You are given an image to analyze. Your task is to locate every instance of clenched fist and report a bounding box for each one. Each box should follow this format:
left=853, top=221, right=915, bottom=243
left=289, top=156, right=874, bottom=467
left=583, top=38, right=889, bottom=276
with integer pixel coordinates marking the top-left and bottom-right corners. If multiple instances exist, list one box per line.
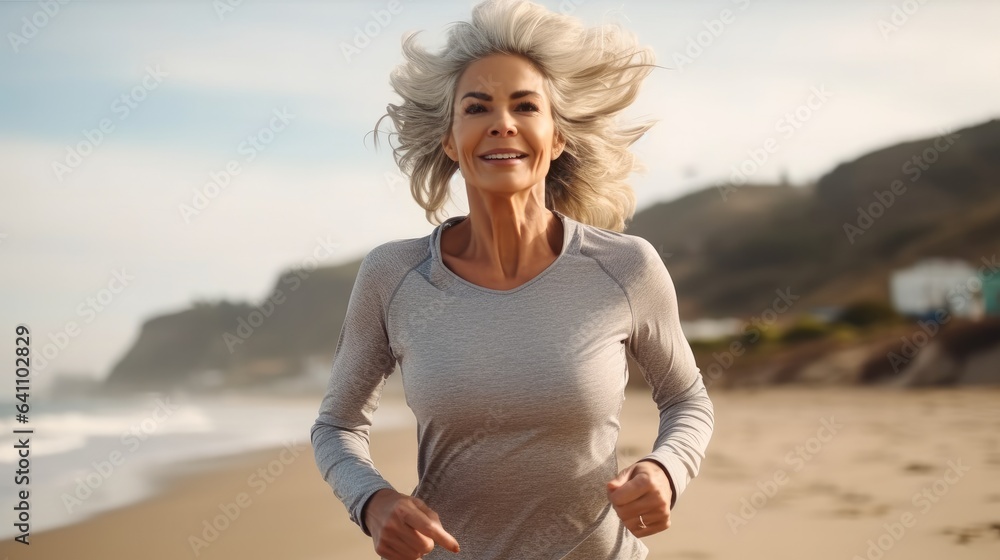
left=364, top=488, right=461, bottom=559
left=606, top=460, right=674, bottom=537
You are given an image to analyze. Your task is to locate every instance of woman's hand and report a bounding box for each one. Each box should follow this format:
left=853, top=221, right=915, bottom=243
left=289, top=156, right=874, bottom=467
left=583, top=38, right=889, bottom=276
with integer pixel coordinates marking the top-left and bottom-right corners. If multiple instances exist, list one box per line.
left=606, top=460, right=674, bottom=537
left=364, top=488, right=461, bottom=559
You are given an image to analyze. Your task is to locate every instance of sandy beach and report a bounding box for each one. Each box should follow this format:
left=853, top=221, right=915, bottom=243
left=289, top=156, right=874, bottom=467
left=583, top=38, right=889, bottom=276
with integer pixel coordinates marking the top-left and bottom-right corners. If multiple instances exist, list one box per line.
left=4, top=387, right=999, bottom=560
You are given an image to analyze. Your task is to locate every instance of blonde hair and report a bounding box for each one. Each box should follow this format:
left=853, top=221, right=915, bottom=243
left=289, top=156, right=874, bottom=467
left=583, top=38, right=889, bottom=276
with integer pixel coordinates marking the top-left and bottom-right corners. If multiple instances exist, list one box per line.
left=372, top=0, right=659, bottom=232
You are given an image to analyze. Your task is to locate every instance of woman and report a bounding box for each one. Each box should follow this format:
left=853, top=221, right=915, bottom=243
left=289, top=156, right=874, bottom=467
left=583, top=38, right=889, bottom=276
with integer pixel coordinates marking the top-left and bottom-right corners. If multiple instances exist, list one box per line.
left=311, top=1, right=715, bottom=558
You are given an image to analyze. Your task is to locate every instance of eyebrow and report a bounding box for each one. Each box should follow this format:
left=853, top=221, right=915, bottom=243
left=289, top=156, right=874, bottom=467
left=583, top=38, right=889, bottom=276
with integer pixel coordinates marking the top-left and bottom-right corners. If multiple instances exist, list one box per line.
left=460, top=90, right=539, bottom=102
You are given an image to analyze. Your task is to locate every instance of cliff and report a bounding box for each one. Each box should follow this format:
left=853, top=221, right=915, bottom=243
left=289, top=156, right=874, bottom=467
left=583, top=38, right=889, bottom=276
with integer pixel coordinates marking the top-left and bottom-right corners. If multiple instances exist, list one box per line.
left=105, top=119, right=1000, bottom=391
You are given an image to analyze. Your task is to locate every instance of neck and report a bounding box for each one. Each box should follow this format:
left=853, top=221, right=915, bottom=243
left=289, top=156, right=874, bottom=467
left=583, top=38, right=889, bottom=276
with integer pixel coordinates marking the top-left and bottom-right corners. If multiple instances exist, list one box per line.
left=451, top=187, right=562, bottom=281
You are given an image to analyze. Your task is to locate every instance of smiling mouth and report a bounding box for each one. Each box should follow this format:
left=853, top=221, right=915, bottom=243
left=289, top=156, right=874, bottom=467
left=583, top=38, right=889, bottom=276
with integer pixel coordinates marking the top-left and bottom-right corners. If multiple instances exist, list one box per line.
left=479, top=154, right=528, bottom=160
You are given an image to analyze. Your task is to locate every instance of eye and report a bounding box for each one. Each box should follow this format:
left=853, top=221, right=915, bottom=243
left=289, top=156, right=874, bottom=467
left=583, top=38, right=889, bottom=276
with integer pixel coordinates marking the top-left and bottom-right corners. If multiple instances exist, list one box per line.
left=463, top=101, right=540, bottom=114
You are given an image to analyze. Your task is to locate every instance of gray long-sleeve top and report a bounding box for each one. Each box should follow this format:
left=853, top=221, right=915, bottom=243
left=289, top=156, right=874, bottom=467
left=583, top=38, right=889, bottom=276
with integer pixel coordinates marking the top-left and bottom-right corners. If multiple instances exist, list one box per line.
left=311, top=210, right=715, bottom=559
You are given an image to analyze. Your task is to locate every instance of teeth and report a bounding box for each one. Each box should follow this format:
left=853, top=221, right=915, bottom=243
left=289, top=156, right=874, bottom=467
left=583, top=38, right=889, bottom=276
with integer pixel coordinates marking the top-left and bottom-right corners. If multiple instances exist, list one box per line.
left=482, top=153, right=524, bottom=160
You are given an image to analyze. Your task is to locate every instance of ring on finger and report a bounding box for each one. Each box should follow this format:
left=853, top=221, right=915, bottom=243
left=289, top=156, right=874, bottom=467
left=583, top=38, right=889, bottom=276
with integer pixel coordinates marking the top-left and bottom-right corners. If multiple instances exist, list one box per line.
left=638, top=514, right=647, bottom=529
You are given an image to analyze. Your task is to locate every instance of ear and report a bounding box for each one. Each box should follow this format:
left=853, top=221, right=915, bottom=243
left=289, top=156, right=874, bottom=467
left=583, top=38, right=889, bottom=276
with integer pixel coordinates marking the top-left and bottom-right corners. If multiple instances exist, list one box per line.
left=441, top=131, right=458, bottom=163
left=552, top=129, right=566, bottom=160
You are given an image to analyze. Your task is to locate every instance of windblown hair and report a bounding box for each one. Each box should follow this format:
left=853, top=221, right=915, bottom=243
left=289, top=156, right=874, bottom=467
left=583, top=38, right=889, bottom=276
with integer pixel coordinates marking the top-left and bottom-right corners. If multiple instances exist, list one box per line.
left=372, top=0, right=659, bottom=231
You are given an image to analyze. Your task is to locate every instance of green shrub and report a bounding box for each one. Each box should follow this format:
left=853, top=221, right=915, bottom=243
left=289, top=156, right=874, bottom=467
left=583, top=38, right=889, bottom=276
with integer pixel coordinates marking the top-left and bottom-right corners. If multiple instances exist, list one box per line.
left=835, top=300, right=899, bottom=328
left=780, top=316, right=831, bottom=343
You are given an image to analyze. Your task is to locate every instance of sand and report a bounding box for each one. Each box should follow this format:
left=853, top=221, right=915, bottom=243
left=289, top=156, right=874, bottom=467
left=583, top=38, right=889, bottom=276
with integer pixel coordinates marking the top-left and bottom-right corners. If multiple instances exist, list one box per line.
left=3, top=387, right=999, bottom=559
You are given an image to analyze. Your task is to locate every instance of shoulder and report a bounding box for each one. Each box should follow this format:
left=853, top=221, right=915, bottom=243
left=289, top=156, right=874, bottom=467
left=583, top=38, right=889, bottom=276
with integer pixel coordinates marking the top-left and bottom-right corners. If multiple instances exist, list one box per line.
left=576, top=221, right=665, bottom=285
left=363, top=235, right=430, bottom=271
left=355, top=234, right=432, bottom=296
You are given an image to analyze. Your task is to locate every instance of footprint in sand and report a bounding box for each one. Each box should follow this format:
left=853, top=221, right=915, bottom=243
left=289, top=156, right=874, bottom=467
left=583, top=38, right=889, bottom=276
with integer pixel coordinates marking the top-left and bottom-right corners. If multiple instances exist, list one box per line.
left=903, top=462, right=935, bottom=474
left=830, top=503, right=891, bottom=518
left=820, top=488, right=892, bottom=518
left=940, top=522, right=1000, bottom=545
left=839, top=491, right=872, bottom=504
left=701, top=453, right=749, bottom=481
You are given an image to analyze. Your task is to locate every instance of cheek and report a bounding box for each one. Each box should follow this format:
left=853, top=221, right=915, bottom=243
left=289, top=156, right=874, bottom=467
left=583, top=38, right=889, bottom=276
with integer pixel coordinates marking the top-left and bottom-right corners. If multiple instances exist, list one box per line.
left=455, top=129, right=480, bottom=152
left=539, top=126, right=557, bottom=151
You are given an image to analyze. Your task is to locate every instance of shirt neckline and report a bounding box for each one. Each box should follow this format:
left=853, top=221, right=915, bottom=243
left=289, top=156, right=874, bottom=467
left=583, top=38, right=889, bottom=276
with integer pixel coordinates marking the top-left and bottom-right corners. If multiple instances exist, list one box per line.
left=432, top=210, right=576, bottom=295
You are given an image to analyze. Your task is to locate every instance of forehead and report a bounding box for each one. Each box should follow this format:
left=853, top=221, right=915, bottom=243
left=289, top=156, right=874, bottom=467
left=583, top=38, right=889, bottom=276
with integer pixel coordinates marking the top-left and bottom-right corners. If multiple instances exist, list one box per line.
left=456, top=53, right=547, bottom=95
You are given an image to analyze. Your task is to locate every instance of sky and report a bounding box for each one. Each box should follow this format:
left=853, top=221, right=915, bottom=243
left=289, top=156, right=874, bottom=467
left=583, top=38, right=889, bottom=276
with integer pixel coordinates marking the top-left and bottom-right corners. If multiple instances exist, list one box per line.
left=1, top=0, right=998, bottom=383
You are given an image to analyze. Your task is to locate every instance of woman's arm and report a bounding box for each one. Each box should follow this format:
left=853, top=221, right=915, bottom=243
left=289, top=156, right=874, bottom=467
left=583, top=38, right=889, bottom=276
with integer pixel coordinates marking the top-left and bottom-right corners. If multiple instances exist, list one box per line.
left=624, top=237, right=715, bottom=509
left=311, top=248, right=399, bottom=536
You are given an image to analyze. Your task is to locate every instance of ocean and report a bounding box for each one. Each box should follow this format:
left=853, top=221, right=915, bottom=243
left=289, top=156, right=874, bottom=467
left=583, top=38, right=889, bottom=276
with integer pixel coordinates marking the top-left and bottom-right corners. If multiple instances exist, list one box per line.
left=0, top=390, right=413, bottom=539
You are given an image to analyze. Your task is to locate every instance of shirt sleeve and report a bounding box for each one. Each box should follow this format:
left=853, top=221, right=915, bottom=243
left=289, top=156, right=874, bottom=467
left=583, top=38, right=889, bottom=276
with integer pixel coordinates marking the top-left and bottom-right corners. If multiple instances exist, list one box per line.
left=624, top=238, right=715, bottom=509
left=310, top=248, right=399, bottom=536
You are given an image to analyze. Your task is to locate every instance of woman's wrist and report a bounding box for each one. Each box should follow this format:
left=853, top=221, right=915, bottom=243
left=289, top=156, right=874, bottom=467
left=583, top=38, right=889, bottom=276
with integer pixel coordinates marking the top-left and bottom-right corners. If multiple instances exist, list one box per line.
left=362, top=488, right=399, bottom=534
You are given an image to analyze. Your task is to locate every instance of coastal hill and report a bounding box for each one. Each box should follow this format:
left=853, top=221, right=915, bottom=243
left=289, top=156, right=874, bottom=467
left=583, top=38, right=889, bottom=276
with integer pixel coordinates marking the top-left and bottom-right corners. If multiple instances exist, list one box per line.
left=629, top=118, right=1000, bottom=318
left=104, top=119, right=1000, bottom=391
left=105, top=262, right=361, bottom=390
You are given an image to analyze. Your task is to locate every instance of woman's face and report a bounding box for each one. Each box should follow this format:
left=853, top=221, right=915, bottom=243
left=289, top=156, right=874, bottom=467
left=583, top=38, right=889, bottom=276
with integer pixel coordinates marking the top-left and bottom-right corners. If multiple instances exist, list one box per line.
left=442, top=53, right=565, bottom=197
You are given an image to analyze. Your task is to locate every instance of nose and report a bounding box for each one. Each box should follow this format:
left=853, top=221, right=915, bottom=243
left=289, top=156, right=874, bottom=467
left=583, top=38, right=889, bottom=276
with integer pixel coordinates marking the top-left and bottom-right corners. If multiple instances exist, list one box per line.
left=490, top=111, right=517, bottom=137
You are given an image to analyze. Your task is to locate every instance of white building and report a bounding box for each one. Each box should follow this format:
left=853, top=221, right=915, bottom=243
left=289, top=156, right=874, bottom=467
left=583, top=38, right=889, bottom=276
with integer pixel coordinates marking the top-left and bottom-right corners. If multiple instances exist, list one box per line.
left=681, top=318, right=744, bottom=341
left=889, top=258, right=983, bottom=319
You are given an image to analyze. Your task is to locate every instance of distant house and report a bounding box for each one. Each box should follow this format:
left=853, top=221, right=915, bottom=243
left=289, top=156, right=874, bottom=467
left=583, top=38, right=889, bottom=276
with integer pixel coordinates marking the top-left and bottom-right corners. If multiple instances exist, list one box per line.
left=889, top=258, right=983, bottom=319
left=982, top=269, right=1000, bottom=317
left=681, top=318, right=743, bottom=341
